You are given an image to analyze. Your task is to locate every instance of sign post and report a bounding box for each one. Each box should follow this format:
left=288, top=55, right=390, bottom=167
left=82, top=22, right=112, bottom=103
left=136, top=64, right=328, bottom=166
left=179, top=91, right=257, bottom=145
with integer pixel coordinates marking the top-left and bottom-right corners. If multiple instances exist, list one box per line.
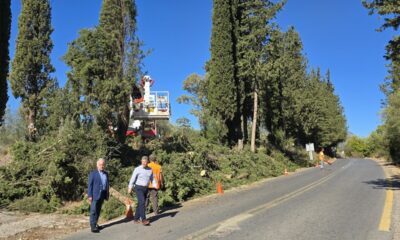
left=306, top=143, right=315, bottom=167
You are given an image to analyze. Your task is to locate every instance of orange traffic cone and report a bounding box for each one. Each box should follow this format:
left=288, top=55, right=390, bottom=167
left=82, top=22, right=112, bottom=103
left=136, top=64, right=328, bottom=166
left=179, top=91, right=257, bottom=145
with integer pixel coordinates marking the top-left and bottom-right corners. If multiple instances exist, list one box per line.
left=284, top=168, right=289, bottom=176
left=216, top=181, right=224, bottom=194
left=125, top=198, right=134, bottom=218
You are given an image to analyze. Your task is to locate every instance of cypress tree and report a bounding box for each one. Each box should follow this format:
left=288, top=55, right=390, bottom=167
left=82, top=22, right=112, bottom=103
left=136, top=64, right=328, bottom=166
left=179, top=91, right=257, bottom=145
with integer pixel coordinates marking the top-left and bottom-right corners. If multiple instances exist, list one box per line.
left=207, top=0, right=241, bottom=146
left=64, top=0, right=142, bottom=143
left=0, top=0, right=11, bottom=126
left=9, top=0, right=55, bottom=140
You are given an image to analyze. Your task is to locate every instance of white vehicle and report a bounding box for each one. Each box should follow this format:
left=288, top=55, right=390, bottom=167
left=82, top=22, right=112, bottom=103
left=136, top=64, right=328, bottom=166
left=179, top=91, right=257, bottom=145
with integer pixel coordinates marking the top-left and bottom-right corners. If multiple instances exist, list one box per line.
left=126, top=75, right=170, bottom=138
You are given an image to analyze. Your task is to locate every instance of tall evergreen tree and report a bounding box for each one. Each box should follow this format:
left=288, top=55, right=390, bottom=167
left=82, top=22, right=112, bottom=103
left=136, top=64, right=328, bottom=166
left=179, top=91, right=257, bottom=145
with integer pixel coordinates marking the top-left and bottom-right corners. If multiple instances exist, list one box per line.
left=64, top=0, right=143, bottom=143
left=207, top=0, right=242, bottom=146
left=262, top=27, right=307, bottom=147
left=363, top=0, right=400, bottom=161
left=299, top=68, right=347, bottom=149
left=0, top=0, right=11, bottom=126
left=238, top=0, right=285, bottom=152
left=363, top=0, right=400, bottom=62
left=9, top=0, right=55, bottom=140
left=363, top=0, right=400, bottom=93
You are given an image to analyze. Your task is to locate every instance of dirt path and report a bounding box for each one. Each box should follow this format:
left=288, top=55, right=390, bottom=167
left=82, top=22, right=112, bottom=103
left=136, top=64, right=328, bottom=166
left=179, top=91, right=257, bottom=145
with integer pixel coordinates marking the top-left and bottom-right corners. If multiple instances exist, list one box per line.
left=0, top=211, right=87, bottom=240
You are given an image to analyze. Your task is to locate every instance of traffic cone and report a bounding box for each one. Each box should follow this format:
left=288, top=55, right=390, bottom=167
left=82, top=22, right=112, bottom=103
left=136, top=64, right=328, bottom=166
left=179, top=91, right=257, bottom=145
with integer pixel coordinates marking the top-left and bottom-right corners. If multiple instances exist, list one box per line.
left=125, top=198, right=134, bottom=218
left=216, top=181, right=224, bottom=194
left=284, top=168, right=289, bottom=176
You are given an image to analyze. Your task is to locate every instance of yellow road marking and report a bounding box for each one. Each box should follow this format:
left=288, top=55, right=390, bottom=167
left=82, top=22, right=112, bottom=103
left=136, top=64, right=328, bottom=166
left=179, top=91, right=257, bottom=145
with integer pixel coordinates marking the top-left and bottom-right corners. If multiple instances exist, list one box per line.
left=180, top=162, right=349, bottom=240
left=379, top=178, right=393, bottom=232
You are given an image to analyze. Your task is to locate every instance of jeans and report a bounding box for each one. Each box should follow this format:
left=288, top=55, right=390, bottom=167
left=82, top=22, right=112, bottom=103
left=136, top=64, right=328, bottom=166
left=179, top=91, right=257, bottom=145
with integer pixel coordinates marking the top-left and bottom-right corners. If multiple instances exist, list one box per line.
left=90, top=190, right=106, bottom=228
left=134, top=185, right=148, bottom=221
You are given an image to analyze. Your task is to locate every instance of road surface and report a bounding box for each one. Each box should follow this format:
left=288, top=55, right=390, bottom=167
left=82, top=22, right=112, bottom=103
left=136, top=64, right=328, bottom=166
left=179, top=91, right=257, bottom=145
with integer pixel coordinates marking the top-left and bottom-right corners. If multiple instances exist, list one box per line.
left=65, top=158, right=395, bottom=240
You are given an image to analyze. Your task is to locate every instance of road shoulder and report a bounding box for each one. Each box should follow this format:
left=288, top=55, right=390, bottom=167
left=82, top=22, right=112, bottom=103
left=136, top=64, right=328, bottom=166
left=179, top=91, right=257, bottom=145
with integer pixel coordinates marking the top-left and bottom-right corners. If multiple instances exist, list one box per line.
left=371, top=158, right=400, bottom=240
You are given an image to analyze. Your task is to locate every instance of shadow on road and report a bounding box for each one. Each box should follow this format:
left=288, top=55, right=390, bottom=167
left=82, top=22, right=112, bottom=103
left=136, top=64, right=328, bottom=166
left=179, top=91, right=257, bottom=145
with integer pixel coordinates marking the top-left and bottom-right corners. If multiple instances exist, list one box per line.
left=158, top=203, right=182, bottom=213
left=101, top=217, right=133, bottom=229
left=364, top=175, right=400, bottom=190
left=148, top=211, right=179, bottom=223
left=100, top=204, right=181, bottom=229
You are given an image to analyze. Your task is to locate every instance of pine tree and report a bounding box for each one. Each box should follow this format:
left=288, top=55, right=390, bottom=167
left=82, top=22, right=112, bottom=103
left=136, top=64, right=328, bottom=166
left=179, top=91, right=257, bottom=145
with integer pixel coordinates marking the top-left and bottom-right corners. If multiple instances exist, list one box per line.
left=64, top=0, right=143, bottom=143
left=0, top=0, right=11, bottom=126
left=363, top=0, right=400, bottom=60
left=9, top=0, right=55, bottom=140
left=363, top=0, right=400, bottom=92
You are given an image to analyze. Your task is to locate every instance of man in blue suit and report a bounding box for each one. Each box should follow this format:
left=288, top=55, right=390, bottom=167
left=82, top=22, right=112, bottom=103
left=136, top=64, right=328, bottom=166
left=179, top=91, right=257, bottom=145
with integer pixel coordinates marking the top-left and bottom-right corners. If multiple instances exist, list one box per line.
left=88, top=158, right=109, bottom=233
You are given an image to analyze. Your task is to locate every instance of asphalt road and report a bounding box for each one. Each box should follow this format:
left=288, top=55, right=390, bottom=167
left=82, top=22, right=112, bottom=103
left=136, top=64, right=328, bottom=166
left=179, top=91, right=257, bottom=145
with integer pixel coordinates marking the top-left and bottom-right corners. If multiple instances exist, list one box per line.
left=65, top=158, right=393, bottom=240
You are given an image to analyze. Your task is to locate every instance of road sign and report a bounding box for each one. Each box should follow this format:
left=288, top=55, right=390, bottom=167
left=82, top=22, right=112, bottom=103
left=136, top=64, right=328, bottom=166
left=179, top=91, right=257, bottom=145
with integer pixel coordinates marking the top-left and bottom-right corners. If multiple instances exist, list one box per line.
left=306, top=143, right=315, bottom=165
left=306, top=143, right=314, bottom=152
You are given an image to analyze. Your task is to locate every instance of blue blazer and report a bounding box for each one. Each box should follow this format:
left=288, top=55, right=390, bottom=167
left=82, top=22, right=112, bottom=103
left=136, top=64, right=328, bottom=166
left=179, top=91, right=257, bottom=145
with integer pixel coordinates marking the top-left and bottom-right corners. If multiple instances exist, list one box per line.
left=88, top=170, right=110, bottom=201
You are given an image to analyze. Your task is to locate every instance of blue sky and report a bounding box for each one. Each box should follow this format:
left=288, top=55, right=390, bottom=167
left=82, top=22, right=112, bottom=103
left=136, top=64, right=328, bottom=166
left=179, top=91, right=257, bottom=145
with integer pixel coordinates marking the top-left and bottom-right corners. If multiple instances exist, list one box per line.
left=7, top=0, right=396, bottom=137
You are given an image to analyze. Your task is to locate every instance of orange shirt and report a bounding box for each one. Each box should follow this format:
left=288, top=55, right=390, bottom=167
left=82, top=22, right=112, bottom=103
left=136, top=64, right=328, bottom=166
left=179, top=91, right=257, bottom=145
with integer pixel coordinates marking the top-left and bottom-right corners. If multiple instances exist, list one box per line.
left=319, top=151, right=325, bottom=161
left=148, top=162, right=162, bottom=189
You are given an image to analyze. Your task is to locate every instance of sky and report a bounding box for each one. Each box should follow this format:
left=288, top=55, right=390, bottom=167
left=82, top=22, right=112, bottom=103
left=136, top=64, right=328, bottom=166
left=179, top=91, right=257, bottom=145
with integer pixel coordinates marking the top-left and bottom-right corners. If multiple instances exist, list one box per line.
left=6, top=0, right=396, bottom=137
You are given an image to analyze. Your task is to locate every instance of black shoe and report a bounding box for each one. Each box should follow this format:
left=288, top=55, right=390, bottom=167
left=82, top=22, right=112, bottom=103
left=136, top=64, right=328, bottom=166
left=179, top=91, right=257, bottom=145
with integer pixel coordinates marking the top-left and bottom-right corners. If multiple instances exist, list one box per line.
left=96, top=225, right=104, bottom=230
left=91, top=227, right=100, bottom=233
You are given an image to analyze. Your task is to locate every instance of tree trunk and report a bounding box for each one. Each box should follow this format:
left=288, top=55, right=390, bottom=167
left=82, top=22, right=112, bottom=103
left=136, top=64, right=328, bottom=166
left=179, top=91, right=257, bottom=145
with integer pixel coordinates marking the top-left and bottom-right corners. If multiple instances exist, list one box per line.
left=116, top=103, right=130, bottom=143
left=251, top=89, right=258, bottom=152
left=237, top=114, right=244, bottom=150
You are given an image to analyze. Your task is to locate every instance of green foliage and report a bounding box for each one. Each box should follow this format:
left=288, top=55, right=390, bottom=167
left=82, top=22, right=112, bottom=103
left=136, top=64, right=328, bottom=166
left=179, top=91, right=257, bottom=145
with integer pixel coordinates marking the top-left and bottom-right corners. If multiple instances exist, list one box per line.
left=363, top=0, right=400, bottom=63
left=64, top=0, right=144, bottom=143
left=207, top=0, right=242, bottom=145
left=262, top=29, right=346, bottom=150
left=344, top=136, right=370, bottom=158
left=366, top=125, right=388, bottom=158
left=9, top=0, right=55, bottom=140
left=384, top=91, right=400, bottom=162
left=150, top=130, right=307, bottom=207
left=101, top=197, right=125, bottom=220
left=262, top=28, right=308, bottom=146
left=9, top=194, right=60, bottom=213
left=0, top=0, right=11, bottom=125
left=364, top=0, right=400, bottom=163
left=0, top=119, right=108, bottom=208
left=177, top=74, right=228, bottom=142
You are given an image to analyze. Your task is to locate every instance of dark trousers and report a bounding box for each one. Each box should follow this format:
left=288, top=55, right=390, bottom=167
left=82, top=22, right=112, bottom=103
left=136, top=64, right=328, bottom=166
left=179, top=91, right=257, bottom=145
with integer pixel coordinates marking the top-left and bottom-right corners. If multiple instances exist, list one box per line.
left=134, top=185, right=148, bottom=221
left=146, top=188, right=159, bottom=214
left=90, top=191, right=106, bottom=228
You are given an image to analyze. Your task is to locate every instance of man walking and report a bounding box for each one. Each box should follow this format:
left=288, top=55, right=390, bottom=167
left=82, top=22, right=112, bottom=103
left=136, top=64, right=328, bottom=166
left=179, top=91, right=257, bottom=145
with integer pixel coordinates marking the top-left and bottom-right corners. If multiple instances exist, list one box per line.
left=146, top=154, right=163, bottom=215
left=87, top=158, right=109, bottom=233
left=128, top=156, right=157, bottom=226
